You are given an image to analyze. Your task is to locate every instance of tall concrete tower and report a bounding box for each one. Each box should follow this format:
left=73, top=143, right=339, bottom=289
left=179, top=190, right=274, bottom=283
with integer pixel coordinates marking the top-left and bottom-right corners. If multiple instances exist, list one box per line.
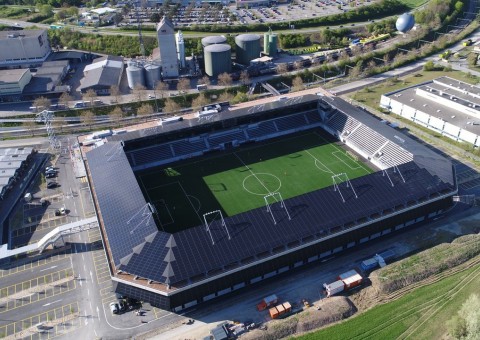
left=156, top=16, right=178, bottom=78
left=176, top=30, right=186, bottom=69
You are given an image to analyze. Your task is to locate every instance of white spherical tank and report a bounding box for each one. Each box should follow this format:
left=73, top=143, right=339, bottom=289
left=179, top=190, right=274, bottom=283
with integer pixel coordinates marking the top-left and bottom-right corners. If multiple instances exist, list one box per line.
left=396, top=13, right=415, bottom=33
left=126, top=61, right=145, bottom=89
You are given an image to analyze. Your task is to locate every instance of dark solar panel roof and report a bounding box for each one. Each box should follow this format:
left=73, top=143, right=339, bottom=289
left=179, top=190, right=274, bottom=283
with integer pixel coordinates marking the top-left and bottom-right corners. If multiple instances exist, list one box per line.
left=108, top=94, right=320, bottom=143
left=87, top=95, right=456, bottom=287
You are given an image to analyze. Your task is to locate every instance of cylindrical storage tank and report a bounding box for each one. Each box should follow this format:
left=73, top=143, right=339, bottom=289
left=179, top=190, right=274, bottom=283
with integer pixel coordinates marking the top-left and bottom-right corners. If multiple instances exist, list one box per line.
left=235, top=34, right=261, bottom=65
left=126, top=61, right=145, bottom=89
left=263, top=32, right=270, bottom=55
left=201, top=35, right=227, bottom=48
left=204, top=44, right=231, bottom=77
left=144, top=63, right=161, bottom=89
left=269, top=34, right=278, bottom=56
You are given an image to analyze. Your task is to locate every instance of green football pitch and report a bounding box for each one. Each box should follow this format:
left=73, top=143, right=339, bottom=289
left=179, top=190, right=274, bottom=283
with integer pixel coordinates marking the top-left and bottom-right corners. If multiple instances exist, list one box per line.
left=137, top=130, right=373, bottom=233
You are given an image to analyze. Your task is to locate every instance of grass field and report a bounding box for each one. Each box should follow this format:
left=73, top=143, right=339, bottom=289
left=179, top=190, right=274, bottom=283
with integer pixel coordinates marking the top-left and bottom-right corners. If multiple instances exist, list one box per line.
left=296, top=260, right=480, bottom=340
left=137, top=130, right=373, bottom=233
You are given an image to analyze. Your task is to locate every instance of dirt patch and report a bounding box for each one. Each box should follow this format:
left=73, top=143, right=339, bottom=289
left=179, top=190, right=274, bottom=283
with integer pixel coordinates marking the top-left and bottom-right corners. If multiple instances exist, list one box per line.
left=240, top=297, right=356, bottom=340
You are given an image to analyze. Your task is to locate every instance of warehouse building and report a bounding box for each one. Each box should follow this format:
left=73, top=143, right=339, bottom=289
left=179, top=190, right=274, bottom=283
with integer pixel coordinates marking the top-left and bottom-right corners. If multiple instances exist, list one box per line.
left=79, top=55, right=124, bottom=95
left=0, top=30, right=51, bottom=69
left=381, top=76, right=480, bottom=146
left=0, top=147, right=34, bottom=200
left=0, top=69, right=32, bottom=97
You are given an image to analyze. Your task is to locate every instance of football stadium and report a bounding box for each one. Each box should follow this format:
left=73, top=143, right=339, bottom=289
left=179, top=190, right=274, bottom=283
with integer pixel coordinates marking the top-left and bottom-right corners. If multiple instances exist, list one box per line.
left=85, top=94, right=457, bottom=311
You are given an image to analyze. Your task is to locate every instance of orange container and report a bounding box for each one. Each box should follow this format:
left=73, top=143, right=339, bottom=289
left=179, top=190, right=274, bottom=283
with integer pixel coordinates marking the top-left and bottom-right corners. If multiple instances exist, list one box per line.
left=269, top=306, right=279, bottom=319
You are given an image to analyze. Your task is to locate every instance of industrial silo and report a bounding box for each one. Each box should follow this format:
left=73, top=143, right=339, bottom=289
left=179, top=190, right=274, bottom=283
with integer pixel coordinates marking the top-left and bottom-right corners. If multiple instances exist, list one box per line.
left=235, top=34, right=261, bottom=65
left=204, top=44, right=231, bottom=77
left=126, top=61, right=145, bottom=89
left=201, top=35, right=227, bottom=48
left=144, top=63, right=161, bottom=89
left=269, top=34, right=278, bottom=57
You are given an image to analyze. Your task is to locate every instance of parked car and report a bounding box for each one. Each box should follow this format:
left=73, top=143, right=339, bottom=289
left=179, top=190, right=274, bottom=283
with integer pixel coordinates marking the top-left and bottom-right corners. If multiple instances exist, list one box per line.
left=55, top=206, right=66, bottom=216
left=41, top=199, right=50, bottom=207
left=47, top=182, right=58, bottom=189
left=109, top=302, right=119, bottom=314
left=45, top=172, right=56, bottom=178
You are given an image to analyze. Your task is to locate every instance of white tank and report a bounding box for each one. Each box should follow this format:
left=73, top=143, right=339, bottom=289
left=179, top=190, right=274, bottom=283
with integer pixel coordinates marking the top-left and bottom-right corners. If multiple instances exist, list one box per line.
left=144, top=63, right=161, bottom=89
left=126, top=61, right=145, bottom=89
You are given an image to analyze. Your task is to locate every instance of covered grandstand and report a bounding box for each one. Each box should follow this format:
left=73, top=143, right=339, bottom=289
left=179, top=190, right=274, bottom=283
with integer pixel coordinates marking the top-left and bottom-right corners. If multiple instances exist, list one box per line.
left=85, top=94, right=456, bottom=311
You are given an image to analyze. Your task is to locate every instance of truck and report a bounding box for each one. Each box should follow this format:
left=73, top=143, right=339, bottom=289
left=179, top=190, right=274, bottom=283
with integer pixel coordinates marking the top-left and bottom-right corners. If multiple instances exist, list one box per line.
left=323, top=280, right=344, bottom=297
left=360, top=249, right=396, bottom=271
left=257, top=294, right=278, bottom=311
left=269, top=301, right=292, bottom=319
left=323, top=269, right=363, bottom=297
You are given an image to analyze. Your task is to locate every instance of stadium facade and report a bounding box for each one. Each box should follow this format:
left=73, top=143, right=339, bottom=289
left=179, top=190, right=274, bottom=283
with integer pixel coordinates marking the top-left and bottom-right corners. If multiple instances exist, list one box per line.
left=85, top=94, right=456, bottom=311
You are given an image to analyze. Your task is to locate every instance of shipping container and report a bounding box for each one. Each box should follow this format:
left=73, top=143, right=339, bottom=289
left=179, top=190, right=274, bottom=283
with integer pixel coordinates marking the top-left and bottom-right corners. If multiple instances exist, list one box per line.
left=269, top=302, right=292, bottom=319
left=377, top=249, right=396, bottom=261
left=323, top=280, right=344, bottom=297
left=257, top=294, right=278, bottom=311
left=360, top=258, right=378, bottom=271
left=338, top=269, right=363, bottom=289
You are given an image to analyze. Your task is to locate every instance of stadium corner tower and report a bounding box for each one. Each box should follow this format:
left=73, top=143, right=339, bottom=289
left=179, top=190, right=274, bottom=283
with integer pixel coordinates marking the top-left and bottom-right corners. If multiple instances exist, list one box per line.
left=85, top=94, right=456, bottom=311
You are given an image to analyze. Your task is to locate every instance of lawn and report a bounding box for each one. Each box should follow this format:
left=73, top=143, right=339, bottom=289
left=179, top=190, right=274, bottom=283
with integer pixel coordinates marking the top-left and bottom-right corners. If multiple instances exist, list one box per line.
left=138, top=130, right=372, bottom=233
left=296, top=261, right=480, bottom=340
left=349, top=70, right=480, bottom=111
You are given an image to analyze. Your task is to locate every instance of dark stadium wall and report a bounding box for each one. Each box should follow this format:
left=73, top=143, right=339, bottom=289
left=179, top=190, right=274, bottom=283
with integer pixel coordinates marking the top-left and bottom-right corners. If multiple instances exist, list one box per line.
left=113, top=196, right=452, bottom=311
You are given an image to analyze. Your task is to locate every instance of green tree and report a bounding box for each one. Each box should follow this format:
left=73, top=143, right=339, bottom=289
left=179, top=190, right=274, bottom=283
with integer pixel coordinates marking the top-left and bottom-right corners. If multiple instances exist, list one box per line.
left=32, top=96, right=51, bottom=112
left=218, top=72, right=232, bottom=87
left=467, top=53, right=478, bottom=67
left=423, top=60, right=436, bottom=71
left=59, top=92, right=72, bottom=109
left=137, top=104, right=154, bottom=121
left=23, top=120, right=37, bottom=137
left=163, top=99, right=180, bottom=114
left=80, top=110, right=95, bottom=129
left=292, top=76, right=304, bottom=92
left=109, top=106, right=123, bottom=126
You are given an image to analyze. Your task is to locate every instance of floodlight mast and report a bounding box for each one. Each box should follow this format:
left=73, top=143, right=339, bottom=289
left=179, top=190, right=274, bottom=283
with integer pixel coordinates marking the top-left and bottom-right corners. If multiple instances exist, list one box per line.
left=383, top=157, right=406, bottom=183
left=332, top=173, right=358, bottom=203
left=127, top=203, right=156, bottom=235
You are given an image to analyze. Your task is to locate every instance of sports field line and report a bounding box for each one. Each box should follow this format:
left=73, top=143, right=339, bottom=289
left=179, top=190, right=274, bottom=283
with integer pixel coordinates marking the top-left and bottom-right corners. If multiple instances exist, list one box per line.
left=332, top=151, right=361, bottom=170
left=313, top=131, right=372, bottom=175
left=178, top=182, right=204, bottom=224
left=233, top=152, right=278, bottom=200
left=153, top=199, right=175, bottom=226
left=304, top=149, right=335, bottom=175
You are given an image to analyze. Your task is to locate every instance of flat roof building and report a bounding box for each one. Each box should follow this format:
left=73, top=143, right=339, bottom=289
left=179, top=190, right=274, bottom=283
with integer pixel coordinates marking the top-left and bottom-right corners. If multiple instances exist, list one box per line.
left=0, top=30, right=51, bottom=68
left=0, top=69, right=32, bottom=96
left=381, top=76, right=480, bottom=146
left=79, top=55, right=124, bottom=95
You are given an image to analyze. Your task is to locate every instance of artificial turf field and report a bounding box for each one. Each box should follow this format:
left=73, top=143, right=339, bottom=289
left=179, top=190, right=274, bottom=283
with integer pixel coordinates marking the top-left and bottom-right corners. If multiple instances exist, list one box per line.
left=137, top=129, right=373, bottom=233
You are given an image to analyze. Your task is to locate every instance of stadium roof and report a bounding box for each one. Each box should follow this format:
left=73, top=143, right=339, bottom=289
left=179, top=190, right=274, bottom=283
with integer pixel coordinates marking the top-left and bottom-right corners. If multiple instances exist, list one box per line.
left=109, top=95, right=321, bottom=143
left=87, top=96, right=456, bottom=291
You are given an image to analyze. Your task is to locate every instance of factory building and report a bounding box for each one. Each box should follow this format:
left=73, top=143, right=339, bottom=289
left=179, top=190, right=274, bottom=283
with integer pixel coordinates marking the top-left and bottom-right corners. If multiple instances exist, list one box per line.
left=0, top=30, right=51, bottom=68
left=79, top=55, right=124, bottom=95
left=0, top=69, right=32, bottom=96
left=156, top=17, right=178, bottom=78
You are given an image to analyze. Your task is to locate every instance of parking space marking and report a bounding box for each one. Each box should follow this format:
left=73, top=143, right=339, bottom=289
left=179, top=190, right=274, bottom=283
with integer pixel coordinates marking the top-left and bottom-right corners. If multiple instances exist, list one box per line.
left=0, top=251, right=71, bottom=278
left=0, top=270, right=76, bottom=314
left=0, top=302, right=81, bottom=339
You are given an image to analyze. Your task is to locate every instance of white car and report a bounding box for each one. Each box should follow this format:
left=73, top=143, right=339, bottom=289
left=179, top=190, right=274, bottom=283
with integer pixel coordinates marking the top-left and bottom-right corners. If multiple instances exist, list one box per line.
left=148, top=94, right=155, bottom=99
